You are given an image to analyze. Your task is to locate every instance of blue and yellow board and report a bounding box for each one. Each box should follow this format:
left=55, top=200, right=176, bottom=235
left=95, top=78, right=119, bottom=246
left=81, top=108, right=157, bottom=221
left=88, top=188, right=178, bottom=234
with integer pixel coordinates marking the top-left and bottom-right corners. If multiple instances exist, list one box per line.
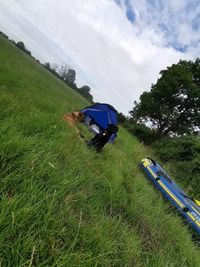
left=141, top=158, right=200, bottom=235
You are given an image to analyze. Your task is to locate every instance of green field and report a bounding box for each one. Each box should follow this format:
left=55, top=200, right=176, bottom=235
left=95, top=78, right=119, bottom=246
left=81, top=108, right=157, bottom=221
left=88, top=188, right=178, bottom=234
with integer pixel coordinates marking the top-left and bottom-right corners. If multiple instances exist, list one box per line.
left=0, top=36, right=200, bottom=266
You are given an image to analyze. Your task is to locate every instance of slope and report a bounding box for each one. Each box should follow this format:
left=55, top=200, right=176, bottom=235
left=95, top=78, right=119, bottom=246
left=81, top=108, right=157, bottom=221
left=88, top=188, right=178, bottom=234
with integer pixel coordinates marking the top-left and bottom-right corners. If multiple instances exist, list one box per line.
left=0, top=36, right=200, bottom=267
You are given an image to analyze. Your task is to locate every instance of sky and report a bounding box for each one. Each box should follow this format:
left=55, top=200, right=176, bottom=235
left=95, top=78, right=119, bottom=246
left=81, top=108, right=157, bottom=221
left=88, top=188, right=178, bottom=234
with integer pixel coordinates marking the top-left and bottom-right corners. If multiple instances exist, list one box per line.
left=0, top=0, right=199, bottom=114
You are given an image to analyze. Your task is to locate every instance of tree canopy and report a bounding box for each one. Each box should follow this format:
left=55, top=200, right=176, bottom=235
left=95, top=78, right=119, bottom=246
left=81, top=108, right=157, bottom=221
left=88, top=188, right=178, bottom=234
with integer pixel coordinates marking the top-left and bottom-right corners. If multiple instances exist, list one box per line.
left=130, top=59, right=200, bottom=136
left=78, top=85, right=93, bottom=102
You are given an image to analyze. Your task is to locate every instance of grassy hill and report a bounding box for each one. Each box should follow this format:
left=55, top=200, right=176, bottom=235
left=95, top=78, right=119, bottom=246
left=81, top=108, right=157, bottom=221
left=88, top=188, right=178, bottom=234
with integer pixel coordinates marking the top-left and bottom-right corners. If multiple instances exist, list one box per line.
left=0, top=35, right=200, bottom=266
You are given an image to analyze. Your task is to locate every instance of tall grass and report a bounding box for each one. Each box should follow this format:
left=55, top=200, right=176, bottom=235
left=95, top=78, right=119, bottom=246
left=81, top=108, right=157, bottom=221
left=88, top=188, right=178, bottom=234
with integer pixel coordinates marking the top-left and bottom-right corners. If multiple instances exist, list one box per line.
left=0, top=36, right=200, bottom=266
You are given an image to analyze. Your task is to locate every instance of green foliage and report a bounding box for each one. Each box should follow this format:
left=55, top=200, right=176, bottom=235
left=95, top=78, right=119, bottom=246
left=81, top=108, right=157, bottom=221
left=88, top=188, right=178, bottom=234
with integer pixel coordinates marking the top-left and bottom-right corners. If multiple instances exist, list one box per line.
left=58, top=65, right=77, bottom=88
left=117, top=112, right=127, bottom=124
left=66, top=68, right=76, bottom=85
left=130, top=59, right=200, bottom=136
left=1, top=35, right=200, bottom=266
left=77, top=85, right=93, bottom=103
left=153, top=136, right=200, bottom=161
left=15, top=41, right=32, bottom=56
left=118, top=114, right=156, bottom=145
left=126, top=122, right=157, bottom=145
left=153, top=136, right=200, bottom=197
left=58, top=65, right=76, bottom=87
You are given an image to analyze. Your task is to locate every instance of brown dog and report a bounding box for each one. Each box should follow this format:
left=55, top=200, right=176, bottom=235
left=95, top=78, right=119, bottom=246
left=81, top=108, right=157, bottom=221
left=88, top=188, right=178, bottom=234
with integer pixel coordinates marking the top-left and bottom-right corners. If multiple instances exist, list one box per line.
left=63, top=111, right=85, bottom=138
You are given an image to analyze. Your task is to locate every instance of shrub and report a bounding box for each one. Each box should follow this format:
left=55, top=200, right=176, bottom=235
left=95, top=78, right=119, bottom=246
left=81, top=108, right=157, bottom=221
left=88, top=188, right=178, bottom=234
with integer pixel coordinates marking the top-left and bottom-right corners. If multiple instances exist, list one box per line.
left=153, top=135, right=200, bottom=197
left=126, top=123, right=157, bottom=145
left=153, top=135, right=200, bottom=162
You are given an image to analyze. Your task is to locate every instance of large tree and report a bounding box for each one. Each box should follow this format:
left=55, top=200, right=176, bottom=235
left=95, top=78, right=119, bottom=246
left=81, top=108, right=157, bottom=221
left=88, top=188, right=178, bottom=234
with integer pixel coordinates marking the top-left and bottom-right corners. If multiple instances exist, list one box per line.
left=130, top=59, right=200, bottom=136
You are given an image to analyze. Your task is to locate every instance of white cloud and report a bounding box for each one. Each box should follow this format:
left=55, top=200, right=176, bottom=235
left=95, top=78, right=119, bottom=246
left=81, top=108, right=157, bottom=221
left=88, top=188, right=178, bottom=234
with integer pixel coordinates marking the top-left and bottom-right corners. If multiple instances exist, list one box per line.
left=126, top=0, right=200, bottom=51
left=0, top=0, right=199, bottom=114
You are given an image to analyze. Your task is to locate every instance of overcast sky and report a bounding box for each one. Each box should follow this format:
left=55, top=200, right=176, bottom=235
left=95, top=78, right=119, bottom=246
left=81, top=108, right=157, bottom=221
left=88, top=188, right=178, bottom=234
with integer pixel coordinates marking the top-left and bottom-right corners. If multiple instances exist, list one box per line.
left=0, top=0, right=199, bottom=114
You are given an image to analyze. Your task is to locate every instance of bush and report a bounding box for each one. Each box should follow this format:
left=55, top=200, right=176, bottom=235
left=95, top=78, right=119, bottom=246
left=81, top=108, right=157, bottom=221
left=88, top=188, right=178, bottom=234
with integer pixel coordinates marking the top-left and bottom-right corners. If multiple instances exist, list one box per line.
left=153, top=135, right=200, bottom=197
left=126, top=122, right=157, bottom=145
left=153, top=135, right=200, bottom=162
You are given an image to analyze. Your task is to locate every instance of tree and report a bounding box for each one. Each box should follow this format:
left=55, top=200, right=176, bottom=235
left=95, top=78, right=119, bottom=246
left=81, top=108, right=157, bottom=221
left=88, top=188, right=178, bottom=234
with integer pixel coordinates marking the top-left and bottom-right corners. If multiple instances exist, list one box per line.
left=117, top=112, right=127, bottom=124
left=0, top=31, right=8, bottom=39
left=58, top=65, right=69, bottom=80
left=16, top=41, right=26, bottom=50
left=51, top=63, right=59, bottom=73
left=44, top=62, right=51, bottom=70
left=130, top=59, right=200, bottom=137
left=58, top=65, right=76, bottom=87
left=65, top=68, right=76, bottom=86
left=16, top=41, right=31, bottom=56
left=78, top=85, right=93, bottom=102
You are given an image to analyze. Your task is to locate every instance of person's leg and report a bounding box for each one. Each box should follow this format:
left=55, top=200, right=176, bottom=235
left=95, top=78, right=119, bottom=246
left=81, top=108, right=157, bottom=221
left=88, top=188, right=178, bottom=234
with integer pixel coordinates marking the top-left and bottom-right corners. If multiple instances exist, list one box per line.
left=86, top=132, right=109, bottom=152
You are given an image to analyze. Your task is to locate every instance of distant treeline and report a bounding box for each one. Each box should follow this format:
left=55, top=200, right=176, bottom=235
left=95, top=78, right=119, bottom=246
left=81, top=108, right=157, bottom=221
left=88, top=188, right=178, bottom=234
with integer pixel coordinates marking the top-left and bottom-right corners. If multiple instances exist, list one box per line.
left=0, top=31, right=93, bottom=103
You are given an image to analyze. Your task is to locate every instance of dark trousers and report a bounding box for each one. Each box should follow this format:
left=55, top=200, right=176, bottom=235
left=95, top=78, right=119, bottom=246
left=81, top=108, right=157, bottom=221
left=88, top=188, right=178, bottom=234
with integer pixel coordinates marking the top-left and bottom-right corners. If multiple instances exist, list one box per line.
left=87, top=132, right=110, bottom=152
